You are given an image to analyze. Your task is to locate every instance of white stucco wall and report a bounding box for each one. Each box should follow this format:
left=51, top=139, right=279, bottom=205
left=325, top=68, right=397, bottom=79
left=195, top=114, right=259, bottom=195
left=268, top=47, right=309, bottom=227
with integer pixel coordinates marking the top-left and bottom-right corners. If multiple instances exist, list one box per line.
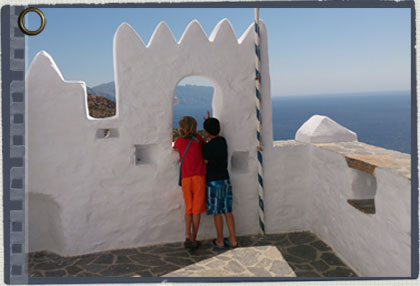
left=25, top=19, right=411, bottom=277
left=26, top=19, right=272, bottom=256
left=289, top=115, right=411, bottom=277
left=308, top=146, right=411, bottom=277
left=264, top=141, right=312, bottom=233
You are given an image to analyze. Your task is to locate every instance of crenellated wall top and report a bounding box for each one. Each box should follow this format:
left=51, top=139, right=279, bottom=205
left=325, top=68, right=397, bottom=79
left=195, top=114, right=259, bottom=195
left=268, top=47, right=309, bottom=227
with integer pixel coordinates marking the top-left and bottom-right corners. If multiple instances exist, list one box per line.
left=114, top=18, right=256, bottom=49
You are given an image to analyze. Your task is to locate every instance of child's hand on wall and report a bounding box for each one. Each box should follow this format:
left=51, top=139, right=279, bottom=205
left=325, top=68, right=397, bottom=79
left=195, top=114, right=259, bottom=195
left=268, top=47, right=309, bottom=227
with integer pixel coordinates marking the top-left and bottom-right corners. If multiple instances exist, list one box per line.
left=203, top=110, right=210, bottom=121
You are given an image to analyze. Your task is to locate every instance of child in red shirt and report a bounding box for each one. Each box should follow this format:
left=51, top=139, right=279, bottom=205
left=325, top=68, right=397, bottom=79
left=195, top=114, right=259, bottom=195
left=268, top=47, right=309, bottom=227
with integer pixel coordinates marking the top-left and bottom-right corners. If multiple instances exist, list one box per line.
left=173, top=116, right=206, bottom=249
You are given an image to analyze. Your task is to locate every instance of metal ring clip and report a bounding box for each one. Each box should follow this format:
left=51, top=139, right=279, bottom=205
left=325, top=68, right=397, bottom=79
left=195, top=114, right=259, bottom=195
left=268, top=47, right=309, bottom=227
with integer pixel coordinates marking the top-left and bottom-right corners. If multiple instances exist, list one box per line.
left=18, top=8, right=46, bottom=36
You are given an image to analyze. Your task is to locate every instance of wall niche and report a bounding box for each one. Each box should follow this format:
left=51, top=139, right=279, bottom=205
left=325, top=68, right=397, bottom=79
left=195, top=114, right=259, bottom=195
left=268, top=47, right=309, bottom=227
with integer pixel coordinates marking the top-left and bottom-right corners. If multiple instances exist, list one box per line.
left=96, top=128, right=119, bottom=139
left=231, top=151, right=249, bottom=173
left=134, top=144, right=157, bottom=166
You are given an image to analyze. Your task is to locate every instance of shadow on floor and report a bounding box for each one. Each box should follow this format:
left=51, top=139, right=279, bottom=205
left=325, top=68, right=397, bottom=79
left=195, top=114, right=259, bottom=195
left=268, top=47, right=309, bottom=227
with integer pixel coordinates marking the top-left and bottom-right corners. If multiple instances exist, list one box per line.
left=28, top=231, right=357, bottom=278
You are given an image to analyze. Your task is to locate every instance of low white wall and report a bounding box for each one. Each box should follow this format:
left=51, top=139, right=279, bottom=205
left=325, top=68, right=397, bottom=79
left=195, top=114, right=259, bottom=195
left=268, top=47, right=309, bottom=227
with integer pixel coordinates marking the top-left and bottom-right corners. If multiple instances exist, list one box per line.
left=308, top=146, right=411, bottom=277
left=264, top=141, right=312, bottom=234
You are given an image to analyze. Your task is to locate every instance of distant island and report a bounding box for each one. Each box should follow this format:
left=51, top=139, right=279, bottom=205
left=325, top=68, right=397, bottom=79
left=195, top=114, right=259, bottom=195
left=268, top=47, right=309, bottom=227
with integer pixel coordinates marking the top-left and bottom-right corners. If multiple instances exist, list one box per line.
left=87, top=82, right=116, bottom=102
left=87, top=81, right=213, bottom=105
left=87, top=82, right=212, bottom=141
left=87, top=93, right=116, bottom=118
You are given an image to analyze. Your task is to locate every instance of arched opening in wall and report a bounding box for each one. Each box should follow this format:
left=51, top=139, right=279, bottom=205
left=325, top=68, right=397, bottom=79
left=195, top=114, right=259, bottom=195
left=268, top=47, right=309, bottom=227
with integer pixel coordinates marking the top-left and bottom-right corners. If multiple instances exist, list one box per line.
left=86, top=82, right=116, bottom=118
left=172, top=76, right=214, bottom=141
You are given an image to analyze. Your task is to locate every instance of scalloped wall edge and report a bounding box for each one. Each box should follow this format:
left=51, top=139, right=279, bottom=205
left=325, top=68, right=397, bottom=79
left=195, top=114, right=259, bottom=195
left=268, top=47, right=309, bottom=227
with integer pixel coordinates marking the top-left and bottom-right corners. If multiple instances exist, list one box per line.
left=114, top=18, right=259, bottom=48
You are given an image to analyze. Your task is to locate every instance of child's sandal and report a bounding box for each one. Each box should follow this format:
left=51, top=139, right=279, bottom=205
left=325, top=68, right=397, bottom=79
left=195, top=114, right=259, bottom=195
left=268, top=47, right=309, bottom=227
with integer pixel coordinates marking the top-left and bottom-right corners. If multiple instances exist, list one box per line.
left=224, top=238, right=238, bottom=248
left=212, top=239, right=226, bottom=249
left=193, top=241, right=201, bottom=249
left=184, top=238, right=193, bottom=249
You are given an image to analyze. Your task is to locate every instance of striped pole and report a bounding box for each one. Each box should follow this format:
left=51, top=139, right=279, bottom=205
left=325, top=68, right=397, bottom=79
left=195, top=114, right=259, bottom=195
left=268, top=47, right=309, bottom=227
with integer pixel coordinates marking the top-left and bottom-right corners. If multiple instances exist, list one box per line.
left=254, top=8, right=265, bottom=235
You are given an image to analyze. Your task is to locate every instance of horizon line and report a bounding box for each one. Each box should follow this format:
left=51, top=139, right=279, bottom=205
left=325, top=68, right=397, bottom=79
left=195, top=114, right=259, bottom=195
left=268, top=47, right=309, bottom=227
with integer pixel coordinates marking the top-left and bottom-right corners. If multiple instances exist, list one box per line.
left=90, top=81, right=410, bottom=98
left=272, top=90, right=411, bottom=97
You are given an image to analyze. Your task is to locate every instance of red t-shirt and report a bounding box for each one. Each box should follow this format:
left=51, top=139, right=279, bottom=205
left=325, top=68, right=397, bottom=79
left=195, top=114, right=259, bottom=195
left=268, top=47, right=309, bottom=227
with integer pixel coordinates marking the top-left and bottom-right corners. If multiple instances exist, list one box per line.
left=173, top=135, right=206, bottom=179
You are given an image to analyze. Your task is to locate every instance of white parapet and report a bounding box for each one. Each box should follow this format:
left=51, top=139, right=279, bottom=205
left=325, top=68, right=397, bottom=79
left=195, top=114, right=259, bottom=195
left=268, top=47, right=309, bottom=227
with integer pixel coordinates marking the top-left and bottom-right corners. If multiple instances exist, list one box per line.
left=309, top=142, right=411, bottom=277
left=26, top=19, right=272, bottom=256
left=295, top=115, right=358, bottom=144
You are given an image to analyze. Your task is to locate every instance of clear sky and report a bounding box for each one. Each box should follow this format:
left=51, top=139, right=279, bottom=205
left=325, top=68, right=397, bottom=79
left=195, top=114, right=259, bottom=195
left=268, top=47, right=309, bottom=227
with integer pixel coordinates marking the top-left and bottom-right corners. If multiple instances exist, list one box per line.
left=26, top=8, right=411, bottom=96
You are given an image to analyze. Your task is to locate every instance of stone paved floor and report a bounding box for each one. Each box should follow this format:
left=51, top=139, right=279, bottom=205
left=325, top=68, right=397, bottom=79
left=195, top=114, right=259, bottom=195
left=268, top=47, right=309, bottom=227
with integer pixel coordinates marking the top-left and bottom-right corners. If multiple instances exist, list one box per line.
left=163, top=245, right=296, bottom=277
left=28, top=231, right=357, bottom=278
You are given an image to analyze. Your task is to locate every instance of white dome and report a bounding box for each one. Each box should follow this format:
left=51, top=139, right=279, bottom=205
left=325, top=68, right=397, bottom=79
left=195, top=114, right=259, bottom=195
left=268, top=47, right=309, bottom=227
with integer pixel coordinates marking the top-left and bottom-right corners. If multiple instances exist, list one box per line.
left=295, top=115, right=358, bottom=144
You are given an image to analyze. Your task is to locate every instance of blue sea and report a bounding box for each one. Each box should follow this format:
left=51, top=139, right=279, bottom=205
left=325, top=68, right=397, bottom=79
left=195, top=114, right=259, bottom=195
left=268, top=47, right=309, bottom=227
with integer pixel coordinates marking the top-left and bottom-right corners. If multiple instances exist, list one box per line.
left=173, top=92, right=412, bottom=154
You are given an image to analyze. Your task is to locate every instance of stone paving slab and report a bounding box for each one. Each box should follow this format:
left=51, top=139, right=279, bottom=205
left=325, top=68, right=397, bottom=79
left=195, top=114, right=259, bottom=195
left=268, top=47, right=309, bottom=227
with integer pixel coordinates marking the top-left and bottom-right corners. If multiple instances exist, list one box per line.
left=28, top=231, right=358, bottom=278
left=164, top=245, right=295, bottom=277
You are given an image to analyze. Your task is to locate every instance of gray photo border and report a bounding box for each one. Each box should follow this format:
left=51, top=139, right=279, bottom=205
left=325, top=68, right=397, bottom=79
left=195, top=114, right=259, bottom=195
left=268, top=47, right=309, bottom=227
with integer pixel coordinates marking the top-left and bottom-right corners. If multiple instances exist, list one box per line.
left=2, top=5, right=27, bottom=285
left=1, top=0, right=417, bottom=284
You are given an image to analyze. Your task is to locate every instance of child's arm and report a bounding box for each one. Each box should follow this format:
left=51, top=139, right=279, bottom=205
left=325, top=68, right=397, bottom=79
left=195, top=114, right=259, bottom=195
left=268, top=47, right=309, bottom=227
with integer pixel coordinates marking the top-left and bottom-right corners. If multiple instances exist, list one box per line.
left=203, top=110, right=211, bottom=121
left=202, top=140, right=209, bottom=165
left=172, top=139, right=179, bottom=150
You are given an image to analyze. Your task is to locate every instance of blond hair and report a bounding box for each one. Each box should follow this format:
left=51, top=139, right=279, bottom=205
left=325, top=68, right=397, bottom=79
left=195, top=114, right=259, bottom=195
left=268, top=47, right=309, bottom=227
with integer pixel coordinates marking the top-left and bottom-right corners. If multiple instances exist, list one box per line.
left=178, top=116, right=197, bottom=138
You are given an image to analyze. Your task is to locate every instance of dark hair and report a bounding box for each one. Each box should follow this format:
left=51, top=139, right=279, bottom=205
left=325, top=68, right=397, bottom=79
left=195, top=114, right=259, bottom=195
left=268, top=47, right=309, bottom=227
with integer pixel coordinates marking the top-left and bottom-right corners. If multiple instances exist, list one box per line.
left=203, top=117, right=220, bottom=136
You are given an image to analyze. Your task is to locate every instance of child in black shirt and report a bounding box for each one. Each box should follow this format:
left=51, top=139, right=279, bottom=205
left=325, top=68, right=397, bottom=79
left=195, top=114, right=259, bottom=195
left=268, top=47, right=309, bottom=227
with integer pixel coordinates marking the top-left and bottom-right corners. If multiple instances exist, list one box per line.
left=202, top=117, right=238, bottom=249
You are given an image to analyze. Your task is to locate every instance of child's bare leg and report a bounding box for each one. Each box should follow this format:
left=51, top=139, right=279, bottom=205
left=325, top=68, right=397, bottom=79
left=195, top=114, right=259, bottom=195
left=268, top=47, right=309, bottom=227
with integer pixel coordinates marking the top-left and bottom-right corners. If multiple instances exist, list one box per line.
left=213, top=214, right=224, bottom=246
left=224, top=213, right=237, bottom=246
left=184, top=214, right=192, bottom=240
left=191, top=214, right=201, bottom=245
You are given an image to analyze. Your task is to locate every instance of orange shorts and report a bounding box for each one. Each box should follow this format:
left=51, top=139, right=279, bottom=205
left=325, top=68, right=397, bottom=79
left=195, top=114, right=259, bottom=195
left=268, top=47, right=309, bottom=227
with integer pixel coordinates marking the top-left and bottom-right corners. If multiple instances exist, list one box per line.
left=181, top=175, right=206, bottom=215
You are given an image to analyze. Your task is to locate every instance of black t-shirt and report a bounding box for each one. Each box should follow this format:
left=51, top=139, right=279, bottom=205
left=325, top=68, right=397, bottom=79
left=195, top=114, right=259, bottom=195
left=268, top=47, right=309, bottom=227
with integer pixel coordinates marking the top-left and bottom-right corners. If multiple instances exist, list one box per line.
left=202, top=136, right=230, bottom=182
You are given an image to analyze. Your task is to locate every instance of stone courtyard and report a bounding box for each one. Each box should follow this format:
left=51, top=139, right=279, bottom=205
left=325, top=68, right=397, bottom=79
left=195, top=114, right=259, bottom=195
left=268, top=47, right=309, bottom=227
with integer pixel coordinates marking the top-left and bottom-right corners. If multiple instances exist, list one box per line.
left=28, top=231, right=357, bottom=278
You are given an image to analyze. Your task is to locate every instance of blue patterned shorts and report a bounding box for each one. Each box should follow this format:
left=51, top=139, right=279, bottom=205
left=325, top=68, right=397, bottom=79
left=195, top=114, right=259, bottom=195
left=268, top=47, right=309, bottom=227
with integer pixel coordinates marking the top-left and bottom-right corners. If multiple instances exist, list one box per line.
left=206, top=179, right=233, bottom=215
